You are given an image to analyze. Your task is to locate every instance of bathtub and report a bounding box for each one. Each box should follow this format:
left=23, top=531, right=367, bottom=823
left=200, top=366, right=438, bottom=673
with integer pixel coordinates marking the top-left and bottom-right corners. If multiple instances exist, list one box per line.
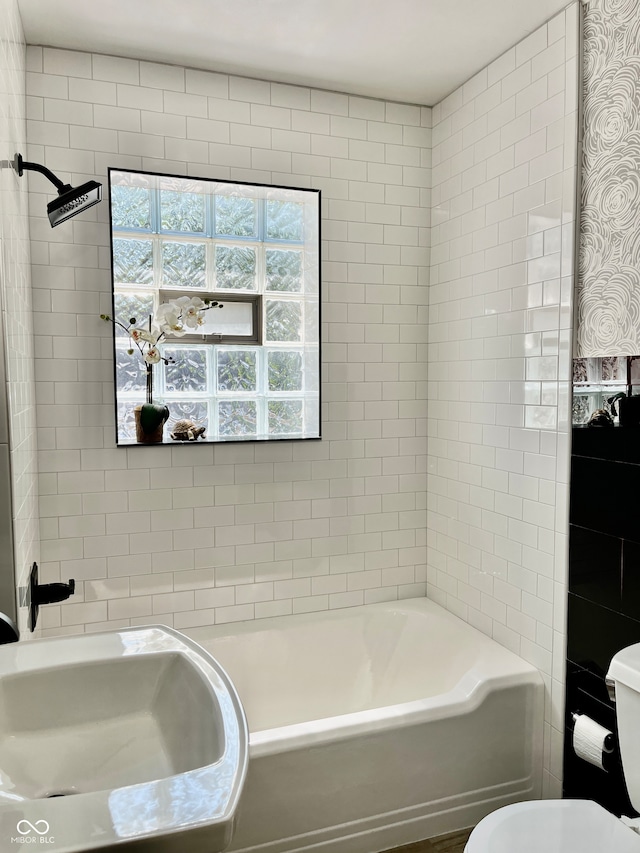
left=184, top=597, right=544, bottom=853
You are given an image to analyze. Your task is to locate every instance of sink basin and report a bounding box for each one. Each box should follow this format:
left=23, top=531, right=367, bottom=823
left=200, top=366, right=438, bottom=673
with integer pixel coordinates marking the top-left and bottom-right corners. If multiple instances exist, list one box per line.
left=0, top=626, right=248, bottom=852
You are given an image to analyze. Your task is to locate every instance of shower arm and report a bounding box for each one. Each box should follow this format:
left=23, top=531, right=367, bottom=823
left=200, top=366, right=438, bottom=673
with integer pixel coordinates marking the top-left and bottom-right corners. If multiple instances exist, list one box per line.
left=6, top=152, right=102, bottom=227
left=13, top=153, right=70, bottom=194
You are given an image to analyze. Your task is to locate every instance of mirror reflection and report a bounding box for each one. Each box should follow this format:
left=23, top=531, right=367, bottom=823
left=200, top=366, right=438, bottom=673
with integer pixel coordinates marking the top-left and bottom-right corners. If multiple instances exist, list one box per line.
left=108, top=169, right=321, bottom=445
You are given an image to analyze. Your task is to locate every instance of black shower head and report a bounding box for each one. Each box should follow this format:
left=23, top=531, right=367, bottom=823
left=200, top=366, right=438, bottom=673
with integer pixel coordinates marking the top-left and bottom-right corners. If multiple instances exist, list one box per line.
left=13, top=153, right=102, bottom=227
left=46, top=180, right=102, bottom=227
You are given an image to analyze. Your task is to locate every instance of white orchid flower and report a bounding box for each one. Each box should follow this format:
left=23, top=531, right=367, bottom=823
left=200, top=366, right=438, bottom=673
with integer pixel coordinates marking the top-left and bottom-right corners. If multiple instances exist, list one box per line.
left=156, top=302, right=184, bottom=327
left=138, top=329, right=159, bottom=344
left=144, top=347, right=161, bottom=364
left=182, top=296, right=208, bottom=328
left=162, top=310, right=180, bottom=325
left=154, top=296, right=208, bottom=335
left=183, top=305, right=201, bottom=328
left=156, top=302, right=182, bottom=325
left=155, top=305, right=174, bottom=323
left=165, top=324, right=187, bottom=337
left=164, top=313, right=185, bottom=333
left=156, top=300, right=180, bottom=315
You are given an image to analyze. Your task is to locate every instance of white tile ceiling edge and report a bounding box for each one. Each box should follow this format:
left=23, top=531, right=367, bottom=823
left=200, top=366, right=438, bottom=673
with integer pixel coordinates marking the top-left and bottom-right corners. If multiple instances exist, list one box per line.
left=18, top=0, right=572, bottom=106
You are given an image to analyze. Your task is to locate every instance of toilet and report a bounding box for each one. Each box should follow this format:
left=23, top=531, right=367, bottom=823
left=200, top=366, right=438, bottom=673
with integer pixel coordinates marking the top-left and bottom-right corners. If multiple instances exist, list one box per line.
left=464, top=643, right=640, bottom=852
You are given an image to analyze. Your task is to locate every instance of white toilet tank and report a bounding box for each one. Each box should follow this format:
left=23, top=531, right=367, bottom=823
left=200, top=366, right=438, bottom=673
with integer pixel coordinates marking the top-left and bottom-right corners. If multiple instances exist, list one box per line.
left=607, top=644, right=640, bottom=811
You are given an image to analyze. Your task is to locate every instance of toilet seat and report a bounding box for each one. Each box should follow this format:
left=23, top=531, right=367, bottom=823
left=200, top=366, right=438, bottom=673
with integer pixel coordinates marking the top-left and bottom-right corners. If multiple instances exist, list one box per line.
left=464, top=799, right=640, bottom=853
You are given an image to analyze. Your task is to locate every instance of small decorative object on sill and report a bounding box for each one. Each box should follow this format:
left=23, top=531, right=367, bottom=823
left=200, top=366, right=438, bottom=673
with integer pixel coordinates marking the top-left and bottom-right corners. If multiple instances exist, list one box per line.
left=170, top=418, right=206, bottom=442
left=134, top=363, right=169, bottom=443
left=587, top=409, right=614, bottom=428
left=135, top=399, right=170, bottom=444
left=101, top=295, right=222, bottom=444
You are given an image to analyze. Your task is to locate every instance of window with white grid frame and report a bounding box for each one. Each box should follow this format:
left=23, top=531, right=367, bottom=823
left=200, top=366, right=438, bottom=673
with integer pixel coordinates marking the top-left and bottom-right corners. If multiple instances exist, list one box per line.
left=109, top=170, right=320, bottom=443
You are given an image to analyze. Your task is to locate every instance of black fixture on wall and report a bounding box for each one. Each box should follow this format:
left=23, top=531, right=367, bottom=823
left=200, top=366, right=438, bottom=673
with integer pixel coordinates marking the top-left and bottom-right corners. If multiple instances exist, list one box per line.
left=12, top=153, right=102, bottom=227
left=27, top=563, right=75, bottom=632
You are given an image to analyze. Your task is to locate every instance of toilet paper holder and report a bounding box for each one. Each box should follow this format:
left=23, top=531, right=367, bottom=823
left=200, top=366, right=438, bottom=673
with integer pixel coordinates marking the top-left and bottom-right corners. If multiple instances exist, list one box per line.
left=572, top=712, right=615, bottom=752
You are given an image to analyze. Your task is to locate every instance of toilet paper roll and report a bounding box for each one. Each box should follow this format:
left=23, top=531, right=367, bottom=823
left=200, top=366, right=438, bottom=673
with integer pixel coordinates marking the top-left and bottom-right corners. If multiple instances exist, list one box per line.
left=572, top=713, right=614, bottom=770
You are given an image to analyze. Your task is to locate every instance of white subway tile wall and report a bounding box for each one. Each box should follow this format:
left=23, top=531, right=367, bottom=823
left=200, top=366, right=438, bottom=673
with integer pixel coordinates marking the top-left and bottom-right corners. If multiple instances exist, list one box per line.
left=0, top=0, right=40, bottom=636
left=21, top=8, right=580, bottom=797
left=26, top=48, right=431, bottom=635
left=427, top=5, right=578, bottom=797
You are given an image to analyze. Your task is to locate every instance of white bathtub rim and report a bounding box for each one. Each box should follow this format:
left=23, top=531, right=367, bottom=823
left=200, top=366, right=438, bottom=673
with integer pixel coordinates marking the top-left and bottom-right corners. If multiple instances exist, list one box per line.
left=249, top=667, right=543, bottom=757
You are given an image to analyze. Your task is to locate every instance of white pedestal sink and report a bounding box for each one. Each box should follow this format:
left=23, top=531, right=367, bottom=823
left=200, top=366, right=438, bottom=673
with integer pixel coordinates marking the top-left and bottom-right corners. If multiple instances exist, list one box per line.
left=0, top=626, right=248, bottom=852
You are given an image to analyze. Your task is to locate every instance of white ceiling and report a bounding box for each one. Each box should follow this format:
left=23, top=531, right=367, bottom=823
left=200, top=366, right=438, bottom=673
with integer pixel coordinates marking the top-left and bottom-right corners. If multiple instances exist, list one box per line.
left=17, top=0, right=570, bottom=105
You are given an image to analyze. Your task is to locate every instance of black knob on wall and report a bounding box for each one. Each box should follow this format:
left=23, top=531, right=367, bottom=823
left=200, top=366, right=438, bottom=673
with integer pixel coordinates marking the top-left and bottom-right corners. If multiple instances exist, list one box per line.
left=29, top=563, right=75, bottom=632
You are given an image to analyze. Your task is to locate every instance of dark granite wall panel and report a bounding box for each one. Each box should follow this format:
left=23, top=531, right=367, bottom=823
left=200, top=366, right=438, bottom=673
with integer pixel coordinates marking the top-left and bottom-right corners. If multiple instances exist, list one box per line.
left=566, top=428, right=640, bottom=815
left=569, top=526, right=622, bottom=612
left=571, top=456, right=640, bottom=543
